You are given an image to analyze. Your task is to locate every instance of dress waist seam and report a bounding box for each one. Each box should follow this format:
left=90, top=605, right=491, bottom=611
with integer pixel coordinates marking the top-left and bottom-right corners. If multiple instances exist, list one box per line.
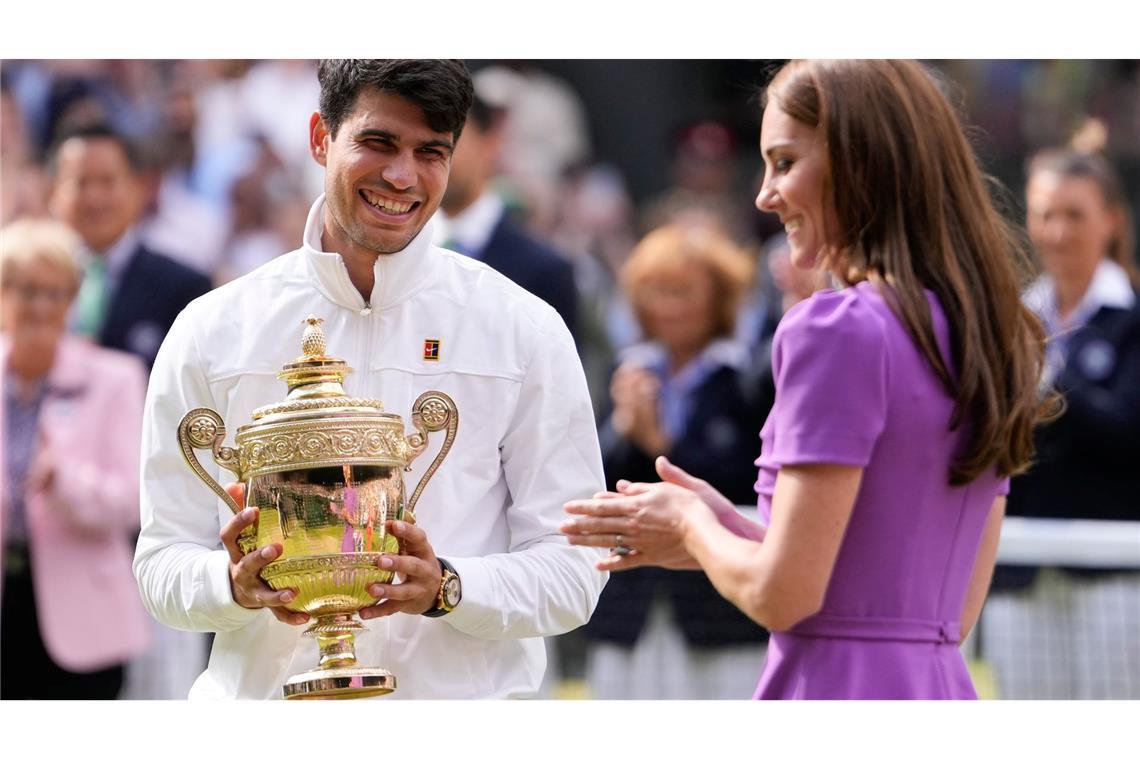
left=786, top=613, right=961, bottom=644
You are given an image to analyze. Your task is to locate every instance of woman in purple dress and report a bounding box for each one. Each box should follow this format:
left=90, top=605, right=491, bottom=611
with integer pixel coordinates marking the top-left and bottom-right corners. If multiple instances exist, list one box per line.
left=561, top=60, right=1052, bottom=699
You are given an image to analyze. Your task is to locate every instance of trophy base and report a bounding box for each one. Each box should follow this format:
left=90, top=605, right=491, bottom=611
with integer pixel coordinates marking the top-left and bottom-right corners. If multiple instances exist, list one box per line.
left=282, top=666, right=397, bottom=700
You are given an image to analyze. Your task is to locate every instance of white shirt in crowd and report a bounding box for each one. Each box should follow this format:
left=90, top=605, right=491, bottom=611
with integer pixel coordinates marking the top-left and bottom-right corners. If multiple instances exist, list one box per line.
left=432, top=191, right=505, bottom=259
left=133, top=195, right=608, bottom=699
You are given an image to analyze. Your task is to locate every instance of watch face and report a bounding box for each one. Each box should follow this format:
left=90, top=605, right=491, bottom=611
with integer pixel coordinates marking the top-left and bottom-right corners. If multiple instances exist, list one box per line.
left=443, top=577, right=461, bottom=607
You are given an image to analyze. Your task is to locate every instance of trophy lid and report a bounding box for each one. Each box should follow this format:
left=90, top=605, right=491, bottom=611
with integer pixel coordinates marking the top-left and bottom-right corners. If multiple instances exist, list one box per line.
left=250, top=315, right=386, bottom=421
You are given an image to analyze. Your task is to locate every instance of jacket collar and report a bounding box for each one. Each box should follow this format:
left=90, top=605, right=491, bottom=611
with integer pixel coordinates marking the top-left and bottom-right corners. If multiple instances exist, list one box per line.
left=301, top=194, right=440, bottom=313
left=79, top=225, right=140, bottom=282
left=1025, top=258, right=1137, bottom=331
left=434, top=191, right=505, bottom=259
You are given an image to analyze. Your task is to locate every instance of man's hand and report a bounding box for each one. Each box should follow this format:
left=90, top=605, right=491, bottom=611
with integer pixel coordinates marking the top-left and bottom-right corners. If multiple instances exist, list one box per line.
left=359, top=519, right=443, bottom=619
left=220, top=483, right=309, bottom=626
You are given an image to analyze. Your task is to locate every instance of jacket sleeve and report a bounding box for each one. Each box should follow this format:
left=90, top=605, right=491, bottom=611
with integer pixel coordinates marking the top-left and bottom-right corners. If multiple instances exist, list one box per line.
left=547, top=257, right=580, bottom=348
left=132, top=307, right=262, bottom=633
left=442, top=310, right=609, bottom=639
left=42, top=352, right=146, bottom=536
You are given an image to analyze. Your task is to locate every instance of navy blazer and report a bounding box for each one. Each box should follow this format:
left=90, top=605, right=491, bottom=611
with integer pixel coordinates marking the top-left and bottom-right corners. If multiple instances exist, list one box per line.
left=99, top=244, right=213, bottom=370
left=586, top=360, right=773, bottom=648
left=477, top=215, right=579, bottom=344
left=994, top=300, right=1140, bottom=590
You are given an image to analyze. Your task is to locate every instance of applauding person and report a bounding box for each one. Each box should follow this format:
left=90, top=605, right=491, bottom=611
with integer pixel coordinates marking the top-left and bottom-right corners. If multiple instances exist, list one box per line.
left=585, top=224, right=771, bottom=699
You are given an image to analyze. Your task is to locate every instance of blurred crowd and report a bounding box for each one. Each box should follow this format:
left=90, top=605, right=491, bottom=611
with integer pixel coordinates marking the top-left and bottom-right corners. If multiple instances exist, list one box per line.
left=1, top=59, right=1138, bottom=700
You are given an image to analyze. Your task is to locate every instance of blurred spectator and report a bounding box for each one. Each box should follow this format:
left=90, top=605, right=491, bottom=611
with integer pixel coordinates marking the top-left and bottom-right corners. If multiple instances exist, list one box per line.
left=46, top=123, right=213, bottom=370
left=551, top=164, right=641, bottom=417
left=1093, top=62, right=1140, bottom=160
left=733, top=233, right=830, bottom=419
left=214, top=136, right=310, bottom=284
left=640, top=120, right=757, bottom=244
left=135, top=67, right=228, bottom=277
left=4, top=61, right=166, bottom=157
left=435, top=92, right=578, bottom=342
left=584, top=224, right=769, bottom=699
left=181, top=60, right=264, bottom=210
left=985, top=135, right=1140, bottom=699
left=1, top=219, right=151, bottom=699
left=240, top=60, right=325, bottom=200
left=1019, top=61, right=1096, bottom=153
left=733, top=233, right=784, bottom=354
left=45, top=123, right=215, bottom=698
left=1, top=77, right=49, bottom=225
left=765, top=233, right=831, bottom=316
left=471, top=64, right=592, bottom=235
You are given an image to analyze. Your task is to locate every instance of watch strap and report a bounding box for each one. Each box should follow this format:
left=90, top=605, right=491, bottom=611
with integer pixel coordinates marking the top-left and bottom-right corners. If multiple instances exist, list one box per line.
left=421, top=557, right=460, bottom=618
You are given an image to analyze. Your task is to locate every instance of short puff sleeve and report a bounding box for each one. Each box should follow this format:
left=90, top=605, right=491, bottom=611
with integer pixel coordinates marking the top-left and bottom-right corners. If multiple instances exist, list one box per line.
left=767, top=289, right=890, bottom=468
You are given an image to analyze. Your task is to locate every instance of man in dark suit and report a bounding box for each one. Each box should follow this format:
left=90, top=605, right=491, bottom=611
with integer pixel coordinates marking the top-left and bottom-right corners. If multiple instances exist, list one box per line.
left=47, top=123, right=212, bottom=370
left=44, top=122, right=216, bottom=701
left=436, top=93, right=578, bottom=342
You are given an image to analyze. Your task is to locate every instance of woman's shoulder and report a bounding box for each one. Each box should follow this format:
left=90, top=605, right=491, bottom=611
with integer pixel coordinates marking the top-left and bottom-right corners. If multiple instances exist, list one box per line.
left=776, top=283, right=892, bottom=353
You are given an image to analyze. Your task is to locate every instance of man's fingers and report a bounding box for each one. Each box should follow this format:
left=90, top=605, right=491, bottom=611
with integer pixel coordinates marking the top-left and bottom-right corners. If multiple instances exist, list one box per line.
left=224, top=481, right=247, bottom=510
left=366, top=550, right=437, bottom=604
left=386, top=520, right=431, bottom=558
left=221, top=511, right=297, bottom=611
left=220, top=508, right=258, bottom=564
left=373, top=552, right=432, bottom=580
left=242, top=582, right=297, bottom=610
left=359, top=599, right=413, bottom=620
left=269, top=606, right=311, bottom=626
left=366, top=580, right=428, bottom=603
left=248, top=542, right=283, bottom=572
left=233, top=542, right=281, bottom=594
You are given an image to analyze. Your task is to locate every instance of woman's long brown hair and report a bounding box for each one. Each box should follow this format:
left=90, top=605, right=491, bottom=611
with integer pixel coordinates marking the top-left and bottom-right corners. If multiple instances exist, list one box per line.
left=766, top=60, right=1052, bottom=485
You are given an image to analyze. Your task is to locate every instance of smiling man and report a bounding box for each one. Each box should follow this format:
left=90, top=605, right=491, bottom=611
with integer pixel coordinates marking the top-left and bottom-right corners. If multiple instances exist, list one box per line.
left=133, top=60, right=608, bottom=699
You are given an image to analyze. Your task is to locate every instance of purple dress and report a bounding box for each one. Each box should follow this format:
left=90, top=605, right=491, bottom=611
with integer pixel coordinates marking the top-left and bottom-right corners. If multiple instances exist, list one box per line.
left=752, top=282, right=1007, bottom=699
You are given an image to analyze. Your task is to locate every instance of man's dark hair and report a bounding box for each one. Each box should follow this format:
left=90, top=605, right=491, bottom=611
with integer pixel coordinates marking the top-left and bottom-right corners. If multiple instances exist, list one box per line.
left=317, top=60, right=474, bottom=142
left=46, top=122, right=144, bottom=176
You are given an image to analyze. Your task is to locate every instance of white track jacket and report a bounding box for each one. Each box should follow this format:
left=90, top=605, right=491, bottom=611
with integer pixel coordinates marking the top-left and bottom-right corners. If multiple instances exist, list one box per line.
left=133, top=196, right=607, bottom=698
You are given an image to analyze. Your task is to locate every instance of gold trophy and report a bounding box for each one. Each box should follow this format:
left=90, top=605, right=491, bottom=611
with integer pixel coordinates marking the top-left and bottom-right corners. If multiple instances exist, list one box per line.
left=177, top=316, right=457, bottom=699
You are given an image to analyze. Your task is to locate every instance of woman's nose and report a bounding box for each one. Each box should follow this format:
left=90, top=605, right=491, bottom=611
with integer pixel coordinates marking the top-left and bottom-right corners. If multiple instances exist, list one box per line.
left=756, top=183, right=779, bottom=212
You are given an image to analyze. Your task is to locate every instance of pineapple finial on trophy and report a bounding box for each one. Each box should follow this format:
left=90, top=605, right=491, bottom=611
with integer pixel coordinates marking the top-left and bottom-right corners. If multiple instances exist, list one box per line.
left=272, top=314, right=352, bottom=402
left=301, top=315, right=327, bottom=358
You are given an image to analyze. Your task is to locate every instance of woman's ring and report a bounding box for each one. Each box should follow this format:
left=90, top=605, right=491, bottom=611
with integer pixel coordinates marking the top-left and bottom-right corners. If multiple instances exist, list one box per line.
left=615, top=534, right=625, bottom=548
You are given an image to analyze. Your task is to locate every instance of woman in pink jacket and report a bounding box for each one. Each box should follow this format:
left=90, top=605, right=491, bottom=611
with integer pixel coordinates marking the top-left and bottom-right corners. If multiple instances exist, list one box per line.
left=1, top=218, right=149, bottom=699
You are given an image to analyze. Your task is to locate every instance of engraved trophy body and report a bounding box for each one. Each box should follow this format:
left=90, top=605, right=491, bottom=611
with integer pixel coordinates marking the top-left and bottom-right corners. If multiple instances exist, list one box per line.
left=177, top=316, right=457, bottom=699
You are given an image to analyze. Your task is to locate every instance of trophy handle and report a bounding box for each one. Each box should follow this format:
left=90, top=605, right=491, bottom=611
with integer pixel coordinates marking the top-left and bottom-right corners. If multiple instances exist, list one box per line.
left=404, top=391, right=459, bottom=517
left=178, top=408, right=257, bottom=554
